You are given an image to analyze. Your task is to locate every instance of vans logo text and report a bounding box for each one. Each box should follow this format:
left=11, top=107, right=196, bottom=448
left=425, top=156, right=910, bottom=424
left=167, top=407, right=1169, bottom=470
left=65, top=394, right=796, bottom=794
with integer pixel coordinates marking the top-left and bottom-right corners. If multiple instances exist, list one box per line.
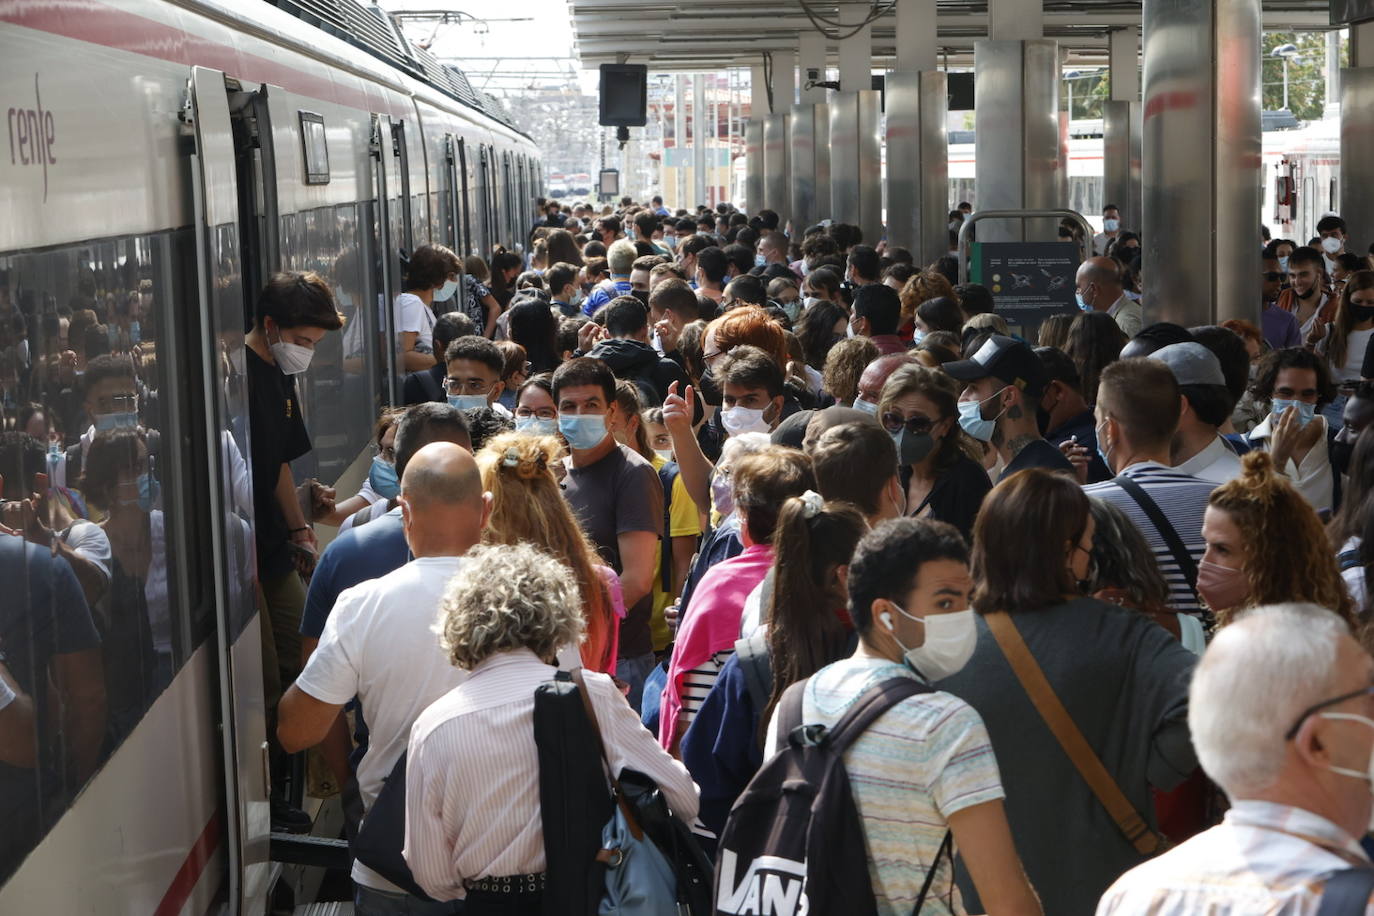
left=8, top=74, right=56, bottom=202
left=716, top=851, right=809, bottom=916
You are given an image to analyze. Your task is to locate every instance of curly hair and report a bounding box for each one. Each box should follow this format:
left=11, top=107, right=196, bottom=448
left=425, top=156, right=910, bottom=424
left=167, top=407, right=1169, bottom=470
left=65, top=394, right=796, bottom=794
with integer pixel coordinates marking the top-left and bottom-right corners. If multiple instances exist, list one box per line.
left=438, top=542, right=584, bottom=669
left=476, top=432, right=617, bottom=671
left=1249, top=346, right=1337, bottom=408
left=1088, top=497, right=1171, bottom=614
left=898, top=271, right=956, bottom=326
left=821, top=336, right=879, bottom=405
left=1208, top=451, right=1355, bottom=628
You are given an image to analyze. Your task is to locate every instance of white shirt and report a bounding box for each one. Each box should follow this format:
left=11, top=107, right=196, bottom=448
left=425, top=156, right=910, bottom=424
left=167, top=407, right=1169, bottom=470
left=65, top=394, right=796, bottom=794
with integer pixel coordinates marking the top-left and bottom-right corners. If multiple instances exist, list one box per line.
left=1173, top=434, right=1242, bottom=485
left=1249, top=413, right=1335, bottom=513
left=295, top=555, right=470, bottom=890
left=1098, top=800, right=1372, bottom=915
left=1107, top=294, right=1143, bottom=338
left=404, top=649, right=699, bottom=901
left=1341, top=537, right=1369, bottom=620
left=1331, top=327, right=1374, bottom=383
left=394, top=292, right=437, bottom=354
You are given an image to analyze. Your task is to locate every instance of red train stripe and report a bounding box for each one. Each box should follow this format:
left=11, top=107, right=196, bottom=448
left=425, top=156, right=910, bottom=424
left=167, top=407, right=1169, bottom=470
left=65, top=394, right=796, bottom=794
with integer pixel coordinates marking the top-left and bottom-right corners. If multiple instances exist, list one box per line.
left=153, top=809, right=223, bottom=916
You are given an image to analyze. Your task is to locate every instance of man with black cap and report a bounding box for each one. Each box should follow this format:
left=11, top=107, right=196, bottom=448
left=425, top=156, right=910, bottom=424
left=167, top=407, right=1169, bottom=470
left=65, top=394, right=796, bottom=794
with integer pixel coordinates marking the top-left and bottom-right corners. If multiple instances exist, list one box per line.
left=1035, top=346, right=1112, bottom=483
left=945, top=335, right=1075, bottom=480
left=1154, top=342, right=1244, bottom=484
left=849, top=283, right=906, bottom=355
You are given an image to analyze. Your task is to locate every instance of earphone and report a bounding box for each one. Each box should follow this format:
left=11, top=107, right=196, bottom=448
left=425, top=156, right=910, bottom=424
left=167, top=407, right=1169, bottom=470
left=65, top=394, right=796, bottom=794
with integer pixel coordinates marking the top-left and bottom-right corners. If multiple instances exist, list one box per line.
left=880, top=611, right=894, bottom=630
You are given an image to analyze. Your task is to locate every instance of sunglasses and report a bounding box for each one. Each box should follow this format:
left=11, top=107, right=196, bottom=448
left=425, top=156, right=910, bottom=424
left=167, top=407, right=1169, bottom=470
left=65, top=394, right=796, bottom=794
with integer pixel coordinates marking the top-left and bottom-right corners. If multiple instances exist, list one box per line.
left=882, top=412, right=937, bottom=436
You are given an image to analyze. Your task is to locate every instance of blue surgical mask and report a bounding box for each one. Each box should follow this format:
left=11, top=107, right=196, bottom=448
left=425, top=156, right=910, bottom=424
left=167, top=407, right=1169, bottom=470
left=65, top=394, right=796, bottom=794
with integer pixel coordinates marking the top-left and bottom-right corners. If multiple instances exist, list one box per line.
left=434, top=278, right=459, bottom=302
left=957, top=387, right=1007, bottom=442
left=515, top=415, right=558, bottom=436
left=1075, top=291, right=1091, bottom=312
left=137, top=472, right=160, bottom=512
left=912, top=327, right=927, bottom=345
left=368, top=456, right=400, bottom=499
left=781, top=300, right=802, bottom=322
left=1279, top=255, right=1290, bottom=272
left=1103, top=218, right=1120, bottom=233
left=448, top=394, right=488, bottom=411
left=94, top=411, right=138, bottom=432
left=754, top=253, right=767, bottom=268
left=558, top=413, right=608, bottom=450
left=1094, top=418, right=1114, bottom=473
left=852, top=396, right=879, bottom=416
left=1271, top=398, right=1317, bottom=427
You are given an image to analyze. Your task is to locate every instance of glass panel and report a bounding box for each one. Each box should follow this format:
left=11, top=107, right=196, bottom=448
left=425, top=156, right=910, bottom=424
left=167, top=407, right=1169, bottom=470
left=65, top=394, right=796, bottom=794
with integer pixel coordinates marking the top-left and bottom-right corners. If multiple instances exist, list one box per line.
left=0, top=228, right=201, bottom=882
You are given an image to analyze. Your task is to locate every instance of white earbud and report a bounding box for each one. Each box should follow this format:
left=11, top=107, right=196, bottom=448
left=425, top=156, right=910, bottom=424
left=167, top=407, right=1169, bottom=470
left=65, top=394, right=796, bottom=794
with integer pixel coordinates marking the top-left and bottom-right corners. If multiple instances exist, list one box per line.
left=880, top=611, right=894, bottom=630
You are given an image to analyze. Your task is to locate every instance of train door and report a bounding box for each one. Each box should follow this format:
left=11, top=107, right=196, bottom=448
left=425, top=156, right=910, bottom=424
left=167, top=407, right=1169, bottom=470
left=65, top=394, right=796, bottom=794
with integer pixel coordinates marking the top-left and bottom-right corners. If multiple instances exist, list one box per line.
left=442, top=134, right=461, bottom=251
left=372, top=114, right=403, bottom=405
left=458, top=137, right=474, bottom=256
left=186, top=65, right=272, bottom=915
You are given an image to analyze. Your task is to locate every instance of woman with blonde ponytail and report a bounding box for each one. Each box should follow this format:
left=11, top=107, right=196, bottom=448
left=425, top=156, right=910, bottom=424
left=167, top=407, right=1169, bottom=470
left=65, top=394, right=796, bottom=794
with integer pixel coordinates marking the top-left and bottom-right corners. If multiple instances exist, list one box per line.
left=476, top=431, right=624, bottom=672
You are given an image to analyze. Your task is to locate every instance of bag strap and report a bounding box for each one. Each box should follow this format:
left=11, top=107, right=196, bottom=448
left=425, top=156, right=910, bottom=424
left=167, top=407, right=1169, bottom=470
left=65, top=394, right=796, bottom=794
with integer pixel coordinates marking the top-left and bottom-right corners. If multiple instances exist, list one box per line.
left=825, top=677, right=930, bottom=753
left=1113, top=474, right=1199, bottom=598
left=777, top=677, right=808, bottom=743
left=911, top=831, right=952, bottom=916
left=985, top=611, right=1162, bottom=856
left=570, top=668, right=644, bottom=841
left=733, top=631, right=773, bottom=713
left=1316, top=868, right=1374, bottom=916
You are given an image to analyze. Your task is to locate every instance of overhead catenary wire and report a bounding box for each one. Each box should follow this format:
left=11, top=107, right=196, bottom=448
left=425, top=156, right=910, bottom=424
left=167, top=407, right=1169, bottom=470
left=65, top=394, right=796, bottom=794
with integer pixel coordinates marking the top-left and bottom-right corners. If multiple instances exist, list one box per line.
left=797, top=0, right=899, bottom=41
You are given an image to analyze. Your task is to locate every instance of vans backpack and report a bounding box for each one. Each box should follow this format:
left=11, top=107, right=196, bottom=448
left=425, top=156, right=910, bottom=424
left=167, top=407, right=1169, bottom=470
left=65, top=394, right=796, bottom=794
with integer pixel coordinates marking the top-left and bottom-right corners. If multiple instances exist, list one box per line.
left=712, top=675, right=950, bottom=916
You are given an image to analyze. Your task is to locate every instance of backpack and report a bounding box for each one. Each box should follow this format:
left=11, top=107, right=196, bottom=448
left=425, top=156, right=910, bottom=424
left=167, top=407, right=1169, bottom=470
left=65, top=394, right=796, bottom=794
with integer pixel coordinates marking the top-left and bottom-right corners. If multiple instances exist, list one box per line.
left=713, top=676, right=950, bottom=916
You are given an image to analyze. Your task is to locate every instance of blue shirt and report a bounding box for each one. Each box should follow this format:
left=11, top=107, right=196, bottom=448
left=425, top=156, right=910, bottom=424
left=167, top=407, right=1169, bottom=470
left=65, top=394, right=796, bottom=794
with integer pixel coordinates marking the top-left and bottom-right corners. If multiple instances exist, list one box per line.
left=582, top=278, right=633, bottom=316
left=300, top=508, right=409, bottom=639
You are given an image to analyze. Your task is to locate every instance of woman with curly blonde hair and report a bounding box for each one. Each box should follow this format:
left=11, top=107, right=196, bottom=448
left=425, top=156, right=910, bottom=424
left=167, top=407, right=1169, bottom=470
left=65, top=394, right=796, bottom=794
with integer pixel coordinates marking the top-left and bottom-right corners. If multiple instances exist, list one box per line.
left=1200, top=450, right=1355, bottom=628
left=820, top=336, right=879, bottom=406
left=897, top=269, right=956, bottom=342
left=476, top=431, right=624, bottom=672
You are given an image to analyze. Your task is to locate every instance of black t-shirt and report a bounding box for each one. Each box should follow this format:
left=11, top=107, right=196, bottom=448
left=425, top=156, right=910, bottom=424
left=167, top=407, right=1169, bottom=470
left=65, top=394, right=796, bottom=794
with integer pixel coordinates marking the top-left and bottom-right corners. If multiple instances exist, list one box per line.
left=561, top=445, right=664, bottom=659
left=902, top=452, right=993, bottom=541
left=245, top=347, right=313, bottom=580
left=1000, top=437, right=1077, bottom=481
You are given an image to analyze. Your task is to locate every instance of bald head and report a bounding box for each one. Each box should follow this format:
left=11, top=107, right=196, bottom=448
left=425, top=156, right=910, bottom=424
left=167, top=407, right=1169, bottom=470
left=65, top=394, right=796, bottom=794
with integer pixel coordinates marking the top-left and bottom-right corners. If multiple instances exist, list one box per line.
left=855, top=354, right=913, bottom=406
left=401, top=441, right=483, bottom=510
left=1076, top=258, right=1124, bottom=309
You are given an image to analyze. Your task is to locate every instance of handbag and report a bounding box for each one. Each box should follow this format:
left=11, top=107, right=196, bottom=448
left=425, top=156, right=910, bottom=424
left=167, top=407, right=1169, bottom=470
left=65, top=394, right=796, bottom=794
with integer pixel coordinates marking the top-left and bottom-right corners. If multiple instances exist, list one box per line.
left=985, top=610, right=1164, bottom=856
left=351, top=751, right=435, bottom=900
left=571, top=669, right=713, bottom=916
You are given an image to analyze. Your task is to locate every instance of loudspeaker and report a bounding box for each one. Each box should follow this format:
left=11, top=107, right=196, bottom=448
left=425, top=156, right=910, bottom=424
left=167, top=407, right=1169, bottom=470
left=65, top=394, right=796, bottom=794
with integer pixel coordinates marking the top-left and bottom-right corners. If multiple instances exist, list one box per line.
left=599, top=64, right=648, bottom=127
left=948, top=72, right=975, bottom=111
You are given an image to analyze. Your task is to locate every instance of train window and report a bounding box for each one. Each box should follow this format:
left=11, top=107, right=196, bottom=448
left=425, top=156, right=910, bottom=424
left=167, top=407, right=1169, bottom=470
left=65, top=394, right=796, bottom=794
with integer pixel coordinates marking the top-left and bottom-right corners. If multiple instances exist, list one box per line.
left=298, top=111, right=330, bottom=185
left=0, top=228, right=206, bottom=882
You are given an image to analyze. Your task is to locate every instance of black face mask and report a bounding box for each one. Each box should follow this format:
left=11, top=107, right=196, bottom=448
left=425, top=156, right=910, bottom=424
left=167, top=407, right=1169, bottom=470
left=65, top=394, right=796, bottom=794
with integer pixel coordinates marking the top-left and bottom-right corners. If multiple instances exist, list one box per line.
left=1332, top=437, right=1354, bottom=477
left=697, top=366, right=723, bottom=407
left=1351, top=305, right=1374, bottom=324
left=897, top=430, right=937, bottom=466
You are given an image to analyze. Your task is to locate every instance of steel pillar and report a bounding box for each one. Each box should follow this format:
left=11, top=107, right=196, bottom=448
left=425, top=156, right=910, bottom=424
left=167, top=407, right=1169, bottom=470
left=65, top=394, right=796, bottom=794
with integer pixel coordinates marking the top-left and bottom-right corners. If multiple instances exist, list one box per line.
left=1142, top=0, right=1261, bottom=326
left=693, top=73, right=707, bottom=207
left=886, top=71, right=949, bottom=261
left=764, top=113, right=790, bottom=227
left=829, top=90, right=882, bottom=245
left=1342, top=69, right=1374, bottom=250
left=745, top=120, right=764, bottom=214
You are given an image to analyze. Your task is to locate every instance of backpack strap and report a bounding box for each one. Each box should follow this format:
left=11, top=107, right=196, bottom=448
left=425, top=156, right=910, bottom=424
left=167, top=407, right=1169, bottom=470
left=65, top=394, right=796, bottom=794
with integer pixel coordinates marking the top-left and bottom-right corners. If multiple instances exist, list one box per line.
left=911, top=830, right=952, bottom=916
left=825, top=677, right=931, bottom=754
left=1339, top=548, right=1364, bottom=572
left=657, top=462, right=679, bottom=593
left=1316, top=868, right=1374, bottom=916
left=985, top=610, right=1163, bottom=856
left=777, top=677, right=808, bottom=743
left=1113, top=474, right=1200, bottom=602
left=733, top=631, right=773, bottom=712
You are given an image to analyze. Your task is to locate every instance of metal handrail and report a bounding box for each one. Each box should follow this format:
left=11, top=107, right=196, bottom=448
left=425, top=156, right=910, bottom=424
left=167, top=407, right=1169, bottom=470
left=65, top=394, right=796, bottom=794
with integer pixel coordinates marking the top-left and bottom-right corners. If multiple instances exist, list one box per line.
left=957, top=208, right=1094, bottom=284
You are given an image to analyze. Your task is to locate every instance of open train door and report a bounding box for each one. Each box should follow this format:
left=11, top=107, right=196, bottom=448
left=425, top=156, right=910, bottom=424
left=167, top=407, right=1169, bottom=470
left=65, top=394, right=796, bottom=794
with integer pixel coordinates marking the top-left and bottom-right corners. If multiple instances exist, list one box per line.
left=185, top=65, right=272, bottom=914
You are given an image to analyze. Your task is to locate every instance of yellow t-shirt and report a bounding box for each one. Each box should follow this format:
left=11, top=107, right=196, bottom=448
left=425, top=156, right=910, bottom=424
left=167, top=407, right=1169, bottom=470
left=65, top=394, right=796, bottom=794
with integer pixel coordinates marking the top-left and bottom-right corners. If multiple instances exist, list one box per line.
left=650, top=453, right=703, bottom=651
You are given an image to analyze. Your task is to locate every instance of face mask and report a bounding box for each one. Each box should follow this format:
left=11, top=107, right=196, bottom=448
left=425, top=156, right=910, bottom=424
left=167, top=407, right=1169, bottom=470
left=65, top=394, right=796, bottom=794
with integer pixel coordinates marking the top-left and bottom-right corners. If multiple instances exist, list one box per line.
left=559, top=413, right=608, bottom=450
left=515, top=415, right=558, bottom=437
left=1103, top=218, right=1121, bottom=233
left=1196, top=558, right=1249, bottom=612
left=711, top=472, right=735, bottom=517
left=1075, top=291, right=1092, bottom=312
left=1333, top=438, right=1354, bottom=477
left=892, top=427, right=937, bottom=466
left=368, top=456, right=400, bottom=499
left=1271, top=398, right=1317, bottom=427
left=94, top=411, right=138, bottom=432
left=911, top=327, right=927, bottom=345
left=883, top=602, right=977, bottom=681
left=1316, top=712, right=1374, bottom=828
left=448, top=394, right=488, bottom=411
left=136, top=471, right=160, bottom=513
left=1352, top=305, right=1374, bottom=324
left=1322, top=236, right=1344, bottom=254
left=571, top=289, right=585, bottom=307
left=721, top=405, right=772, bottom=437
left=434, top=278, right=459, bottom=302
left=957, top=388, right=1007, bottom=443
left=269, top=327, right=314, bottom=375
left=852, top=396, right=879, bottom=416
left=1094, top=418, right=1115, bottom=473
left=654, top=448, right=674, bottom=463
left=129, top=320, right=141, bottom=345
left=754, top=254, right=767, bottom=268
left=665, top=235, right=678, bottom=250
left=781, top=300, right=802, bottom=322
left=1279, top=255, right=1290, bottom=272
left=846, top=321, right=858, bottom=338
left=802, top=296, right=827, bottom=311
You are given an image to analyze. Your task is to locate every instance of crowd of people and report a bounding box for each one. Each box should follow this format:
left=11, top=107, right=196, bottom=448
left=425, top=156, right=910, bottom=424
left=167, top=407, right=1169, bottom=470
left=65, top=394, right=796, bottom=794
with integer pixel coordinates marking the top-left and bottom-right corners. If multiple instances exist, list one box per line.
left=8, top=192, right=1374, bottom=913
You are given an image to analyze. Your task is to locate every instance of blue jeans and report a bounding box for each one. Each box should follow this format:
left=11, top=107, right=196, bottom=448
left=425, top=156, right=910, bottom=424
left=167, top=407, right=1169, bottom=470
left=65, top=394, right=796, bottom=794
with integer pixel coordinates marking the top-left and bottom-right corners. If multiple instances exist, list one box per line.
left=355, top=884, right=463, bottom=915
left=616, top=652, right=657, bottom=713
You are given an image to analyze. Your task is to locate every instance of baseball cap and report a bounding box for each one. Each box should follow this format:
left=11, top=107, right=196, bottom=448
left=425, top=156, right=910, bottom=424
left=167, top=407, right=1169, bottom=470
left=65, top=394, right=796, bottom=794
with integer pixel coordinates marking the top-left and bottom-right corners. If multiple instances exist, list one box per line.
left=943, top=334, right=1047, bottom=397
left=1151, top=342, right=1226, bottom=387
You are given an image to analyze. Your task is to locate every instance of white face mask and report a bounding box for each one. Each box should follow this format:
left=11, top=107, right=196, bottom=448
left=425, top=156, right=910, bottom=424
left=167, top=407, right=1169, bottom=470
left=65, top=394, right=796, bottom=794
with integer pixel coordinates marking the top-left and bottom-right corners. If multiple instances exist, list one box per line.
left=1318, top=711, right=1374, bottom=829
left=434, top=278, right=459, bottom=302
left=721, top=404, right=772, bottom=437
left=1322, top=236, right=1344, bottom=255
left=269, top=325, right=314, bottom=375
left=802, top=296, right=827, bottom=311
left=881, top=602, right=978, bottom=682
left=654, top=448, right=674, bottom=463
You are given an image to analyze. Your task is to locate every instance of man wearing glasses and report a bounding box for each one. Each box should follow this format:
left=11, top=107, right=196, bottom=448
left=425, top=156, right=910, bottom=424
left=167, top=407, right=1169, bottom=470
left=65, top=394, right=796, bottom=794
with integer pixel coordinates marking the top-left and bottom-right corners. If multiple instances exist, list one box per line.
left=442, top=336, right=510, bottom=418
left=1262, top=254, right=1302, bottom=350
left=1099, top=602, right=1374, bottom=914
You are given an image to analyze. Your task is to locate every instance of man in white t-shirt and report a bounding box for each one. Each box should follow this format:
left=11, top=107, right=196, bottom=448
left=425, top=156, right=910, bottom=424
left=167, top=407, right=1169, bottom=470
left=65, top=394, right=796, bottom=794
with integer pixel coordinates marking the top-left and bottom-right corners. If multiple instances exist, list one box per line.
left=277, top=441, right=491, bottom=914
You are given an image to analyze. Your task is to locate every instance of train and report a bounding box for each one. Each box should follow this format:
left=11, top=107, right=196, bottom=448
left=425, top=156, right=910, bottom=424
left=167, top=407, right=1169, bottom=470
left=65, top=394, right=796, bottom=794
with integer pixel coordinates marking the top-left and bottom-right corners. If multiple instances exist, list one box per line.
left=0, top=0, right=540, bottom=912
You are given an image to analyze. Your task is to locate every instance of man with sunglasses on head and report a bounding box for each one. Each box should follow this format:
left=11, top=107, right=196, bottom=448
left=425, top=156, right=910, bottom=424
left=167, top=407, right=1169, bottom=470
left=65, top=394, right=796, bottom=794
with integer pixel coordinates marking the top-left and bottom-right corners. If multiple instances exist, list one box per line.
left=1099, top=602, right=1374, bottom=914
left=1261, top=254, right=1302, bottom=350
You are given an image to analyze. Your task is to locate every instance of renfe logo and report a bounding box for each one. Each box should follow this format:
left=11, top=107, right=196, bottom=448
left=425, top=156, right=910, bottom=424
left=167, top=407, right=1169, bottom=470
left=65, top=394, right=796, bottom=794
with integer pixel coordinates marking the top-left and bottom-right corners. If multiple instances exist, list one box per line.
left=8, top=74, right=56, bottom=202
left=716, top=851, right=809, bottom=916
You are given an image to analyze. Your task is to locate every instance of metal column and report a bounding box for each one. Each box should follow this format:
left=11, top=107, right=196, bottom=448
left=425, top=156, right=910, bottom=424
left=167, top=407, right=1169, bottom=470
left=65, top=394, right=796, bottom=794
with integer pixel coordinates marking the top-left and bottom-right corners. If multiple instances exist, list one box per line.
left=791, top=104, right=822, bottom=233
left=1105, top=26, right=1142, bottom=230
left=829, top=90, right=882, bottom=245
left=693, top=73, right=707, bottom=208
left=973, top=39, right=1063, bottom=243
left=885, top=71, right=949, bottom=261
left=745, top=120, right=764, bottom=214
left=764, top=113, right=790, bottom=227
left=1342, top=69, right=1374, bottom=250
left=1142, top=0, right=1261, bottom=326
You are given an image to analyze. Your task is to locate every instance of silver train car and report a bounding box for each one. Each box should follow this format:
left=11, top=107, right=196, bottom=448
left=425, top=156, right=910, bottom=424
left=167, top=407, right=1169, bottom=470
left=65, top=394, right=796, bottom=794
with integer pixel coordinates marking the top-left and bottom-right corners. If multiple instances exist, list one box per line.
left=0, top=1, right=540, bottom=912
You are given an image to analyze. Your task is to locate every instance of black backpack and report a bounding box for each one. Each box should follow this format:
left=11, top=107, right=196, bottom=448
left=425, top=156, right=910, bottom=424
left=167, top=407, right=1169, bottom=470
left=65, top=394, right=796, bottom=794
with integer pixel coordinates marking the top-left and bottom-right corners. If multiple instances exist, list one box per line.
left=713, top=676, right=950, bottom=916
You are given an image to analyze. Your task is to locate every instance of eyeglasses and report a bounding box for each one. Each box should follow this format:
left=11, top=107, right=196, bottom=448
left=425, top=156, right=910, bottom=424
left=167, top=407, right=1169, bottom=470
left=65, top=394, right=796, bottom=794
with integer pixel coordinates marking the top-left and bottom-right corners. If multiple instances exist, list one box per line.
left=374, top=443, right=396, bottom=463
left=881, top=411, right=937, bottom=436
left=1263, top=272, right=1288, bottom=282
left=515, top=406, right=556, bottom=420
left=444, top=377, right=494, bottom=396
left=1284, top=685, right=1374, bottom=740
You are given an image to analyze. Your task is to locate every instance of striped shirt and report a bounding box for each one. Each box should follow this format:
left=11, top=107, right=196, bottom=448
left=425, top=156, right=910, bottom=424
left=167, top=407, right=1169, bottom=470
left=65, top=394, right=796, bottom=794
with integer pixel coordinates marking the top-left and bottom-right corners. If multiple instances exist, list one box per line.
left=404, top=649, right=699, bottom=901
left=1097, top=800, right=1373, bottom=914
left=1085, top=462, right=1216, bottom=617
left=766, top=656, right=1004, bottom=916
